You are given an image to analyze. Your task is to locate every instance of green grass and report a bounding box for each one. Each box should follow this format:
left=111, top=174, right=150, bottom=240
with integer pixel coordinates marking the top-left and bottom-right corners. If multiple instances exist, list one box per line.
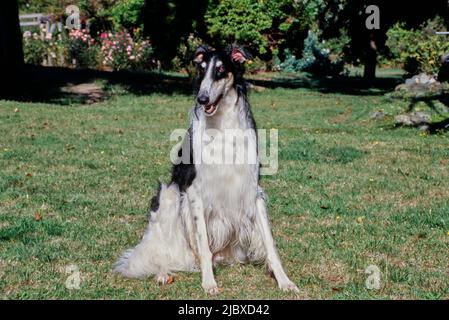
left=0, top=73, right=448, bottom=299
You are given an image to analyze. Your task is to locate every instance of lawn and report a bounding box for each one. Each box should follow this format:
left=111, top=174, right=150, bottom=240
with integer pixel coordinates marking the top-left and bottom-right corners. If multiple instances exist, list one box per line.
left=0, top=71, right=448, bottom=299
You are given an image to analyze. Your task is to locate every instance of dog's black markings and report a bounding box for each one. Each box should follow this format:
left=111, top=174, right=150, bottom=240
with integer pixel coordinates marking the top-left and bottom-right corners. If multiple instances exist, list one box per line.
left=148, top=182, right=162, bottom=214
left=148, top=127, right=196, bottom=215
left=170, top=126, right=196, bottom=192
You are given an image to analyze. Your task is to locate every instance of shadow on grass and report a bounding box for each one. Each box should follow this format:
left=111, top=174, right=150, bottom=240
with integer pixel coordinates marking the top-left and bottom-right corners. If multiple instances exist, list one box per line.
left=2, top=64, right=194, bottom=105
left=249, top=73, right=403, bottom=97
left=0, top=65, right=406, bottom=105
left=387, top=92, right=449, bottom=134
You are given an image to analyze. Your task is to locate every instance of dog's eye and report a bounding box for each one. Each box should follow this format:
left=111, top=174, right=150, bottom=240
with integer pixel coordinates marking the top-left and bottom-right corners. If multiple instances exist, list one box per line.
left=216, top=65, right=225, bottom=73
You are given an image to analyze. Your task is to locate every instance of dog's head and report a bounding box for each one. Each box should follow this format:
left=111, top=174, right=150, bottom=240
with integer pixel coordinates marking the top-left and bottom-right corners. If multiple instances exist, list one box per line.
left=193, top=44, right=252, bottom=116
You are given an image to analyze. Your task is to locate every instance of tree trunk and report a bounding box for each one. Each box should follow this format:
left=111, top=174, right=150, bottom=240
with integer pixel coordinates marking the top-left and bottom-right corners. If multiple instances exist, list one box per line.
left=363, top=38, right=377, bottom=80
left=0, top=0, right=24, bottom=96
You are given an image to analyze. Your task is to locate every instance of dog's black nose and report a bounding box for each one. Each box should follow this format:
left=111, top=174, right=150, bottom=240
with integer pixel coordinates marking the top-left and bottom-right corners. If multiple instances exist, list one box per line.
left=197, top=94, right=210, bottom=105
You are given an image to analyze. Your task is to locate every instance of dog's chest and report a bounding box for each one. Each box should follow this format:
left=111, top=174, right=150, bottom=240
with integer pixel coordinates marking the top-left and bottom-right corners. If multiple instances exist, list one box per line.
left=196, top=129, right=258, bottom=210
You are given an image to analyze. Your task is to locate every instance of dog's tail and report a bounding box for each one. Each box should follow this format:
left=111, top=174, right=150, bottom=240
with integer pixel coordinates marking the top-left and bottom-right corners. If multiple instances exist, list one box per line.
left=114, top=183, right=196, bottom=278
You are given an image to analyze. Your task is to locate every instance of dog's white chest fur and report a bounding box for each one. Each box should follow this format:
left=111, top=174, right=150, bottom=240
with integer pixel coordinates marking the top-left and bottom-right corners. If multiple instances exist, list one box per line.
left=192, top=99, right=259, bottom=254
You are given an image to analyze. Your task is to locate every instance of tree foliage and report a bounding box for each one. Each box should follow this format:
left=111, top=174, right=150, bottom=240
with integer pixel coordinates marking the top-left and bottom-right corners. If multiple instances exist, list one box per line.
left=204, top=0, right=318, bottom=58
left=317, top=0, right=449, bottom=79
left=387, top=18, right=449, bottom=75
left=109, top=0, right=145, bottom=31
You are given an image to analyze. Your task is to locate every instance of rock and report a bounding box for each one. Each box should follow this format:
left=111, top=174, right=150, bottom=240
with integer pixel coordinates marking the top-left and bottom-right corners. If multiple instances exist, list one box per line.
left=419, top=125, right=430, bottom=132
left=394, top=111, right=431, bottom=127
left=60, top=83, right=105, bottom=104
left=394, top=81, right=443, bottom=98
left=394, top=114, right=413, bottom=126
left=405, top=73, right=437, bottom=85
left=371, top=111, right=386, bottom=120
left=410, top=111, right=431, bottom=124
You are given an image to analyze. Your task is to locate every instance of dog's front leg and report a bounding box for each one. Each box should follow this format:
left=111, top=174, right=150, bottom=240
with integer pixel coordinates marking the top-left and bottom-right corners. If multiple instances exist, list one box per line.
left=255, top=192, right=299, bottom=293
left=186, top=185, right=220, bottom=295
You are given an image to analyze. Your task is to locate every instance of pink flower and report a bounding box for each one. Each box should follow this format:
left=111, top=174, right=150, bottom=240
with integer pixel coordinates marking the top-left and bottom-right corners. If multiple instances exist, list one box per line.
left=100, top=33, right=108, bottom=39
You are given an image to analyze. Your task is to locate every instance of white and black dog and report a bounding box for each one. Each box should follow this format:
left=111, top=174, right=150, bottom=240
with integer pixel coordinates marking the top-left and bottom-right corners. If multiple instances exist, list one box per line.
left=114, top=45, right=298, bottom=295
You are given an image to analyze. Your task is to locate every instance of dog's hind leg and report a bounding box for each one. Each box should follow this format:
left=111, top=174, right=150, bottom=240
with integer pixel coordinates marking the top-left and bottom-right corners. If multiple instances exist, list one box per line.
left=182, top=184, right=220, bottom=295
left=114, top=183, right=197, bottom=279
left=254, top=189, right=299, bottom=293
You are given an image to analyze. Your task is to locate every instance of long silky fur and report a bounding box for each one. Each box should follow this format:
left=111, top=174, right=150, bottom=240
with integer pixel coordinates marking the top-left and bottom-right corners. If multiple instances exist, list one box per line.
left=114, top=46, right=268, bottom=279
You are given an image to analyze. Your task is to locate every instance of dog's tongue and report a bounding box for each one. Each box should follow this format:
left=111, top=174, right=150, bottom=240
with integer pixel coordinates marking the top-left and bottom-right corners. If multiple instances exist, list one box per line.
left=204, top=104, right=216, bottom=114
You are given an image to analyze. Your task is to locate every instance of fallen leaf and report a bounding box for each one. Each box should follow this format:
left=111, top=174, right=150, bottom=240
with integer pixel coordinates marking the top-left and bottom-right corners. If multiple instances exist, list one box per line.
left=26, top=173, right=33, bottom=178
left=14, top=108, right=19, bottom=113
left=34, top=212, right=42, bottom=221
left=166, top=275, right=174, bottom=284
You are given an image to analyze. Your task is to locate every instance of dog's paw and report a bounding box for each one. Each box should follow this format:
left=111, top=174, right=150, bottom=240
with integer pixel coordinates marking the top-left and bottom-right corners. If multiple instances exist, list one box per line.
left=278, top=280, right=299, bottom=293
left=202, top=281, right=222, bottom=295
left=156, top=274, right=175, bottom=286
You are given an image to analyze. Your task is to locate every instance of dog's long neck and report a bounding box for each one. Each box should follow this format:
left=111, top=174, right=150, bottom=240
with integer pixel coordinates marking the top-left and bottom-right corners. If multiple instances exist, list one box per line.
left=205, top=87, right=245, bottom=131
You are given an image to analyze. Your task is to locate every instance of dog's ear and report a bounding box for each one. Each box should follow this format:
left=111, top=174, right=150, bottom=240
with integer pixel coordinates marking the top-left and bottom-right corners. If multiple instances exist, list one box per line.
left=193, top=45, right=210, bottom=64
left=228, top=44, right=252, bottom=64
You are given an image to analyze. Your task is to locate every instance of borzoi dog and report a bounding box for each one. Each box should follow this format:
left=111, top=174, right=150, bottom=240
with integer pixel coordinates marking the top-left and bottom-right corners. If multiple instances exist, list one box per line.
left=114, top=44, right=298, bottom=294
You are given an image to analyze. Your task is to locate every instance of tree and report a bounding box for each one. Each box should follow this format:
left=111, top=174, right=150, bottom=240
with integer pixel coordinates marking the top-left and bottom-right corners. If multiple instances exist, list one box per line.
left=318, top=0, right=449, bottom=80
left=142, top=0, right=209, bottom=68
left=204, top=0, right=315, bottom=60
left=0, top=0, right=23, bottom=96
left=141, top=0, right=317, bottom=67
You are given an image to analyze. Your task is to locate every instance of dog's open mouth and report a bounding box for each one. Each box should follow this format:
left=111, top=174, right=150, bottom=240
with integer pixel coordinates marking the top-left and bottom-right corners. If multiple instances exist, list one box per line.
left=203, top=94, right=223, bottom=116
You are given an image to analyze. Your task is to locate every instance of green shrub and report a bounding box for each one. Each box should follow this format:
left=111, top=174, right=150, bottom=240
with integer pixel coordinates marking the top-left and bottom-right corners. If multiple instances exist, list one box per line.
left=23, top=30, right=68, bottom=67
left=205, top=0, right=273, bottom=55
left=204, top=0, right=316, bottom=57
left=173, top=34, right=203, bottom=74
left=23, top=31, right=46, bottom=65
left=109, top=0, right=145, bottom=31
left=278, top=31, right=344, bottom=76
left=386, top=17, right=449, bottom=75
left=245, top=57, right=269, bottom=74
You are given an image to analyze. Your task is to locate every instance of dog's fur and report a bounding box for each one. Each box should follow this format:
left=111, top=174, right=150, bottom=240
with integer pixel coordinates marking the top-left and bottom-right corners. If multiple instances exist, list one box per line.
left=114, top=45, right=298, bottom=294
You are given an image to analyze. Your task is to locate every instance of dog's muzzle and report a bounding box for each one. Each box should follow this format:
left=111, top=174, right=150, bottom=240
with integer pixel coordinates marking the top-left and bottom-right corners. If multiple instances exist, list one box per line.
left=203, top=94, right=223, bottom=116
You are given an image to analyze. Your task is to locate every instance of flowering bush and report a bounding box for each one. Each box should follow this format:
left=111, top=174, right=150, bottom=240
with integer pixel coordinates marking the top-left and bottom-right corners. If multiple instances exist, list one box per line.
left=99, top=31, right=155, bottom=71
left=23, top=31, right=46, bottom=65
left=68, top=29, right=99, bottom=68
left=23, top=30, right=67, bottom=67
left=22, top=28, right=155, bottom=72
left=44, top=32, right=68, bottom=67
